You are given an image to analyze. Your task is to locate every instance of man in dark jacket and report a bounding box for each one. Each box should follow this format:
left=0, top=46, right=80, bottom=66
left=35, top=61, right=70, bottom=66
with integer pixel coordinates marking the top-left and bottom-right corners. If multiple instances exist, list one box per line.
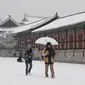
left=42, top=42, right=56, bottom=78
left=23, top=45, right=33, bottom=75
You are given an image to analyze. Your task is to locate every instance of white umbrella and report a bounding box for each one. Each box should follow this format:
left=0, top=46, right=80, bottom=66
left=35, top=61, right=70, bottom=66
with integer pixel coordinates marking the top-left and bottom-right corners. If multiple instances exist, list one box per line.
left=35, top=37, right=58, bottom=45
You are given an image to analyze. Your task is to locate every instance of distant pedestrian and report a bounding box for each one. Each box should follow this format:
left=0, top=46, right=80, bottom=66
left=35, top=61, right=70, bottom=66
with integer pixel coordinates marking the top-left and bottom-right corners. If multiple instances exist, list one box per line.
left=42, top=42, right=56, bottom=78
left=17, top=51, right=23, bottom=62
left=23, top=45, right=33, bottom=75
left=14, top=53, right=17, bottom=57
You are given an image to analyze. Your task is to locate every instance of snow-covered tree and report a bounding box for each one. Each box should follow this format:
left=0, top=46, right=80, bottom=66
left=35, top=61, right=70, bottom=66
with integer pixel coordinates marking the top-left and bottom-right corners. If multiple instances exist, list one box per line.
left=0, top=30, right=17, bottom=49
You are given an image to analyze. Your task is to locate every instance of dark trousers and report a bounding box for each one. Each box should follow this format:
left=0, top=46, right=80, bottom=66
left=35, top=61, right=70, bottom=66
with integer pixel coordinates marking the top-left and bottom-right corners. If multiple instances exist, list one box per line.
left=45, top=63, right=55, bottom=76
left=25, top=61, right=32, bottom=74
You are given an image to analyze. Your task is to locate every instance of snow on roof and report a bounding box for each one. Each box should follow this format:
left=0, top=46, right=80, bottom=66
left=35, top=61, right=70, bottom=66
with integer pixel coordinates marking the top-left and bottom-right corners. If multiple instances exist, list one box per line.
left=0, top=14, right=57, bottom=34
left=31, top=14, right=58, bottom=29
left=0, top=16, right=9, bottom=21
left=13, top=25, right=31, bottom=34
left=0, top=28, right=13, bottom=38
left=0, top=19, right=2, bottom=23
left=0, top=15, right=19, bottom=26
left=32, top=12, right=85, bottom=32
left=21, top=13, right=48, bottom=25
left=0, top=28, right=12, bottom=32
left=12, top=17, right=49, bottom=34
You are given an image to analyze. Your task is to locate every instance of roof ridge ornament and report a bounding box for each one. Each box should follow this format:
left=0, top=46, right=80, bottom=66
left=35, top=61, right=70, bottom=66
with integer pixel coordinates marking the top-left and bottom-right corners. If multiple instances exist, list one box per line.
left=55, top=12, right=59, bottom=19
left=9, top=15, right=11, bottom=17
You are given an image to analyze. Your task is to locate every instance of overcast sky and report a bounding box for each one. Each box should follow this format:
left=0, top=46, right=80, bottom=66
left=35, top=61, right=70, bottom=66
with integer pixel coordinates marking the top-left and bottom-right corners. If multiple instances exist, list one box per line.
left=0, top=0, right=85, bottom=22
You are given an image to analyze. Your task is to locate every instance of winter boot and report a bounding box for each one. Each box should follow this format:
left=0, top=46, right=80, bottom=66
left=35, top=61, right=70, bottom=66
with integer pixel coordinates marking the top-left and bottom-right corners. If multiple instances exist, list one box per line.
left=26, top=70, right=28, bottom=75
left=45, top=73, right=48, bottom=77
left=26, top=72, right=28, bottom=75
left=51, top=74, right=55, bottom=78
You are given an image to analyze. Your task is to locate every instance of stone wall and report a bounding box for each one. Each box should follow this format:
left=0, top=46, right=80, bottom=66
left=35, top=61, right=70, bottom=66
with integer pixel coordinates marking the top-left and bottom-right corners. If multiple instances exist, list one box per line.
left=32, top=48, right=85, bottom=64
left=0, top=48, right=85, bottom=64
left=57, top=50, right=85, bottom=64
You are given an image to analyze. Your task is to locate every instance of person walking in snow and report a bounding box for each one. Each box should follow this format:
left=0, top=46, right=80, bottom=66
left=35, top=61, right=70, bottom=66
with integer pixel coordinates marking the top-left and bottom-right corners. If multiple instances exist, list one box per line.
left=42, top=42, right=56, bottom=78
left=23, top=45, right=33, bottom=75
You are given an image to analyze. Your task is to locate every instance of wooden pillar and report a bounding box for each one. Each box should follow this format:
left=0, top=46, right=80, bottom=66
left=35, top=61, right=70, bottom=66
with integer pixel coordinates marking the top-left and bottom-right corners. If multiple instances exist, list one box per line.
left=34, top=33, right=36, bottom=48
left=33, top=33, right=35, bottom=48
left=74, top=29, right=76, bottom=50
left=65, top=29, right=68, bottom=50
left=57, top=31, right=60, bottom=50
left=20, top=33, right=21, bottom=49
left=84, top=28, right=85, bottom=49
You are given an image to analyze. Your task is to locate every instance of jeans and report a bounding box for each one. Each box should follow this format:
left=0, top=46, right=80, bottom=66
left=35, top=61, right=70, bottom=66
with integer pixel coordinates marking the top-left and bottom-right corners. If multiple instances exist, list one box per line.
left=25, top=60, right=32, bottom=75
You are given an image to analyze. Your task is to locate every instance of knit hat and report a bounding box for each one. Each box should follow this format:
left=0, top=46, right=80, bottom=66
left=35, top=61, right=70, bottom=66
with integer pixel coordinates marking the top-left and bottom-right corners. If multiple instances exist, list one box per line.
left=27, top=45, right=31, bottom=48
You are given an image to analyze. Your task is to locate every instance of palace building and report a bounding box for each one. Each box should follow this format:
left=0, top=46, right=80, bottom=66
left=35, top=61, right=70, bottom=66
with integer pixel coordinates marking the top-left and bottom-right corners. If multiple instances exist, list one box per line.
left=14, top=13, right=58, bottom=49
left=14, top=12, right=85, bottom=63
left=0, top=12, right=85, bottom=63
left=16, top=12, right=85, bottom=50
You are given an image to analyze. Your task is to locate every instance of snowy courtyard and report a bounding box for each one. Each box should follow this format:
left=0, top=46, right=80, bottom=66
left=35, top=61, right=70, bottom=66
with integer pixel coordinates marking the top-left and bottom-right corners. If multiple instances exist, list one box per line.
left=0, top=57, right=85, bottom=85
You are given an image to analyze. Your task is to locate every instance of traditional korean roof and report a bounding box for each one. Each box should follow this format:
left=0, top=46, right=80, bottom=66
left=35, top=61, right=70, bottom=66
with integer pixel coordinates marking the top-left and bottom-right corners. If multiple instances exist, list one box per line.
left=13, top=17, right=49, bottom=34
left=0, top=15, right=19, bottom=28
left=32, top=11, right=85, bottom=33
left=13, top=13, right=58, bottom=34
left=20, top=13, right=48, bottom=25
left=0, top=13, right=57, bottom=35
left=31, top=13, right=59, bottom=30
left=12, top=13, right=59, bottom=34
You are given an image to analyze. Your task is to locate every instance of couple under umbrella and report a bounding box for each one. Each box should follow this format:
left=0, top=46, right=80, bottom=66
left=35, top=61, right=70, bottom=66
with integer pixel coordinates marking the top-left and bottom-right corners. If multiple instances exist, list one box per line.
left=23, top=37, right=58, bottom=78
left=35, top=37, right=58, bottom=78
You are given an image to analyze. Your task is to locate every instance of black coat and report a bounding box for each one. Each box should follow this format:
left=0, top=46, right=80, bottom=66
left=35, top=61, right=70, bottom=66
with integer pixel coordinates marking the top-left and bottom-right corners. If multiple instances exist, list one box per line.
left=24, top=49, right=33, bottom=62
left=45, top=47, right=55, bottom=64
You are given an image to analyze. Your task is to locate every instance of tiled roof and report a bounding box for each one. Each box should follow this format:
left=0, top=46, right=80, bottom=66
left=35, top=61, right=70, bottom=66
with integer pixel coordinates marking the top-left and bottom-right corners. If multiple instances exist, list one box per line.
left=0, top=15, right=19, bottom=28
left=32, top=12, right=85, bottom=32
left=21, top=13, right=48, bottom=25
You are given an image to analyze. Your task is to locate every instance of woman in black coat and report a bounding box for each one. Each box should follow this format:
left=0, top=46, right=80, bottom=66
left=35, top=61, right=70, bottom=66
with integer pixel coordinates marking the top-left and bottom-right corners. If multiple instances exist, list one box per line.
left=23, top=46, right=33, bottom=75
left=42, top=42, right=56, bottom=78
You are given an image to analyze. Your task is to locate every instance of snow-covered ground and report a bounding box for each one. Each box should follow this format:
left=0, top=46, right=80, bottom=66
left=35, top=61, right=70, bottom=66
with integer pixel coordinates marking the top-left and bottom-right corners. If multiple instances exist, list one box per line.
left=0, top=57, right=85, bottom=85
